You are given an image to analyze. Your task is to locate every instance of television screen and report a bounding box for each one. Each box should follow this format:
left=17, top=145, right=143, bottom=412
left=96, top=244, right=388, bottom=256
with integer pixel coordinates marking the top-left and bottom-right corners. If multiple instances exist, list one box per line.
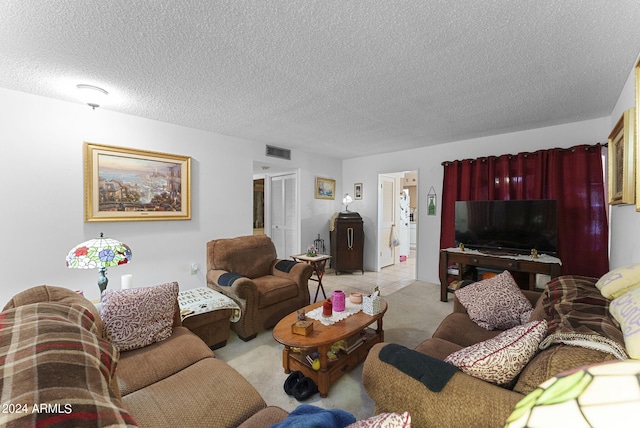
left=454, top=200, right=558, bottom=255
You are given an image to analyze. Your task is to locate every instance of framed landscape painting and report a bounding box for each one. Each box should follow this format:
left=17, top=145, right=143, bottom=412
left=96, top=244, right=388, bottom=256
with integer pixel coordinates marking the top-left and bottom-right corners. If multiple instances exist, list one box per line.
left=84, top=142, right=191, bottom=222
left=607, top=109, right=635, bottom=205
left=315, top=177, right=336, bottom=200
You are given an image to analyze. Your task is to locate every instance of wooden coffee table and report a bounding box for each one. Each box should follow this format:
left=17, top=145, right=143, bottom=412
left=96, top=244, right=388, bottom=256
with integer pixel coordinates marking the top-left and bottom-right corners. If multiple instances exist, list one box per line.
left=272, top=299, right=387, bottom=397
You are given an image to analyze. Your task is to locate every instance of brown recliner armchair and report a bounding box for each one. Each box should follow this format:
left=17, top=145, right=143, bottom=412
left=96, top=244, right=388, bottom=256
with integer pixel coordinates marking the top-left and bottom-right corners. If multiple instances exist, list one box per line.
left=206, top=235, right=313, bottom=341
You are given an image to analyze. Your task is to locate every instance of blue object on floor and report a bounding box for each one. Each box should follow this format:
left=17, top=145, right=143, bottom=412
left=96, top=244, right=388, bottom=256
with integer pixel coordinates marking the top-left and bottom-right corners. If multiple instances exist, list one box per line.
left=269, top=404, right=356, bottom=428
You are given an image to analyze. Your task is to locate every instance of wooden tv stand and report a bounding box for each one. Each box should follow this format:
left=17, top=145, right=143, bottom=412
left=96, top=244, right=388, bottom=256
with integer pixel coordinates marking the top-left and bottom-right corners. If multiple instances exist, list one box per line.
left=439, top=248, right=562, bottom=302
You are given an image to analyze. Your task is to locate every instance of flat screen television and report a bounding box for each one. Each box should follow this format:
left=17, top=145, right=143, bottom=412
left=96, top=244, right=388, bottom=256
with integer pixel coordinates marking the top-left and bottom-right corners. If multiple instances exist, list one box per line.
left=454, top=199, right=558, bottom=256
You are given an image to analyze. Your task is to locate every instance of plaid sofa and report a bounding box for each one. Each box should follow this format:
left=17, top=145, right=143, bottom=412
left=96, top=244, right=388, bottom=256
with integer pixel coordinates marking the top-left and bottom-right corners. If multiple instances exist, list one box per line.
left=1, top=285, right=288, bottom=428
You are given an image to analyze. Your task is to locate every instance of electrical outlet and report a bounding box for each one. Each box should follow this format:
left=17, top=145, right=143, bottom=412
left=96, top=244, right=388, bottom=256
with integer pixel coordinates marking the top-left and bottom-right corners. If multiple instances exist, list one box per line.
left=190, top=263, right=199, bottom=275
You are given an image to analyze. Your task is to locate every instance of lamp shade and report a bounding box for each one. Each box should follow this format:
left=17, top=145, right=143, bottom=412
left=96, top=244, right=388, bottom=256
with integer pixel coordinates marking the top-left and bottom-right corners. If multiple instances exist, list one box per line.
left=506, top=360, right=640, bottom=427
left=66, top=233, right=132, bottom=269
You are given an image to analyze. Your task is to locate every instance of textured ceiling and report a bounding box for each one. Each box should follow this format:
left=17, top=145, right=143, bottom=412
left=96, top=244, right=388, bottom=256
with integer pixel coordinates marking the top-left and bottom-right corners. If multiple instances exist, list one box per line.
left=1, top=1, right=640, bottom=159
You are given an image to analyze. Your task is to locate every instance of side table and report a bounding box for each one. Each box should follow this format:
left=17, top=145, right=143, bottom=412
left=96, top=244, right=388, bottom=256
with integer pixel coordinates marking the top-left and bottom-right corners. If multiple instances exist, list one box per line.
left=291, top=254, right=331, bottom=303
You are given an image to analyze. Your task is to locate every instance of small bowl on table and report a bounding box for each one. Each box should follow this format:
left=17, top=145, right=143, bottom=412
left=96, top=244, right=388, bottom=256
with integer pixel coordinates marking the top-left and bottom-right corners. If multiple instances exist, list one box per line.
left=349, top=292, right=363, bottom=304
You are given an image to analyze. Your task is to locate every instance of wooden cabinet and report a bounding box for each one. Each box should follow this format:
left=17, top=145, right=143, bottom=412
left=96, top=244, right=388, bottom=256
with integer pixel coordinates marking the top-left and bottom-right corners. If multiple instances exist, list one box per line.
left=439, top=248, right=562, bottom=302
left=330, top=212, right=364, bottom=274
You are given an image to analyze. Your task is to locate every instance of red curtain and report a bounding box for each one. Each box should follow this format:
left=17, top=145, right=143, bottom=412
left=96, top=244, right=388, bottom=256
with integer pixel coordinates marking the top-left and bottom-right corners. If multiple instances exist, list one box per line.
left=440, top=144, right=609, bottom=278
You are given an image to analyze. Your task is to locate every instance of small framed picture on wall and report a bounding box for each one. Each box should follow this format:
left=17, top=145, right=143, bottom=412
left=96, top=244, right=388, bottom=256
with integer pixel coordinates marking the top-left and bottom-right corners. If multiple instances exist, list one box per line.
left=354, top=183, right=363, bottom=200
left=315, top=177, right=336, bottom=200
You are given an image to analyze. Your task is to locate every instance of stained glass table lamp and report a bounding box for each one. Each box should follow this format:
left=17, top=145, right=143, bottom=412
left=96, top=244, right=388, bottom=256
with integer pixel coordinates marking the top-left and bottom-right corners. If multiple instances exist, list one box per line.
left=506, top=359, right=640, bottom=427
left=66, top=233, right=132, bottom=296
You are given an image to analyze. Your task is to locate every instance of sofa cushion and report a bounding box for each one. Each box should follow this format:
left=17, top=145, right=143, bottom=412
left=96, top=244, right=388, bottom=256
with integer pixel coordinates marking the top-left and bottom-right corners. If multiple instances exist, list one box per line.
left=116, top=326, right=215, bottom=396
left=513, top=344, right=615, bottom=395
left=0, top=303, right=136, bottom=427
left=122, top=357, right=267, bottom=428
left=454, top=270, right=533, bottom=330
left=444, top=320, right=548, bottom=385
left=432, top=312, right=503, bottom=348
left=414, top=337, right=464, bottom=361
left=609, top=286, right=640, bottom=358
left=101, top=282, right=178, bottom=351
left=596, top=263, right=640, bottom=299
left=528, top=293, right=547, bottom=322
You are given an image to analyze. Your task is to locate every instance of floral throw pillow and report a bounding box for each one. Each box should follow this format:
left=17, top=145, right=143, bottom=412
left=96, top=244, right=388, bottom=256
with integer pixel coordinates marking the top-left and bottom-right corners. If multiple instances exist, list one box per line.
left=445, top=320, right=548, bottom=385
left=454, top=270, right=533, bottom=330
left=101, top=282, right=178, bottom=351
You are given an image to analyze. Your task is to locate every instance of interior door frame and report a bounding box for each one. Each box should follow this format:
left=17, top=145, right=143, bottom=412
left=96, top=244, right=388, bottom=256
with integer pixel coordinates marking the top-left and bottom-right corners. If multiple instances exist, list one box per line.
left=376, top=170, right=419, bottom=276
left=262, top=169, right=301, bottom=258
left=377, top=174, right=397, bottom=270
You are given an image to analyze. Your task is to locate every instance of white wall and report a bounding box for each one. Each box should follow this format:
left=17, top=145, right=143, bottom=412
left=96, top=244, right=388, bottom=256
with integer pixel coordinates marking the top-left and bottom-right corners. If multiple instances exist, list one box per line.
left=4, top=64, right=639, bottom=306
left=0, top=88, right=342, bottom=303
left=608, top=57, right=640, bottom=268
left=343, top=117, right=611, bottom=284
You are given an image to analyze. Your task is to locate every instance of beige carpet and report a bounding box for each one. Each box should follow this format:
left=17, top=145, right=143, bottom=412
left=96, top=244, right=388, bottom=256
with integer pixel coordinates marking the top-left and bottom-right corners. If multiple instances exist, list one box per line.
left=214, top=280, right=453, bottom=420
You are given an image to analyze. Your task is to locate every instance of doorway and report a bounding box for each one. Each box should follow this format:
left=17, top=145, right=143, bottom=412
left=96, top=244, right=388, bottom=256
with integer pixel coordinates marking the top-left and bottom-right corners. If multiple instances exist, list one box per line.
left=253, top=164, right=301, bottom=259
left=379, top=175, right=396, bottom=269
left=377, top=171, right=418, bottom=277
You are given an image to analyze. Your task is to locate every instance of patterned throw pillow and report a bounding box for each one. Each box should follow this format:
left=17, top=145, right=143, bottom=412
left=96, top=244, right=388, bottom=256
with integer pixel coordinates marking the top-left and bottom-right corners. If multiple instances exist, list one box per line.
left=609, top=286, right=640, bottom=358
left=454, top=270, right=533, bottom=330
left=445, top=320, right=548, bottom=385
left=596, top=263, right=640, bottom=299
left=346, top=412, right=411, bottom=428
left=101, top=282, right=179, bottom=351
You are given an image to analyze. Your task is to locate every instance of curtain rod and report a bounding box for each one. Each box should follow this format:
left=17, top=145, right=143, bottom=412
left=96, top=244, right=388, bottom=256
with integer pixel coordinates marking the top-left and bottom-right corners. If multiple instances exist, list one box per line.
left=442, top=142, right=605, bottom=166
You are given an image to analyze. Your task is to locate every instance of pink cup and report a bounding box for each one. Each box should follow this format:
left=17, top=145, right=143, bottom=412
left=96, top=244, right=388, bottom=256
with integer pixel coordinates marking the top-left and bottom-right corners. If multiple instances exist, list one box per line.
left=332, top=290, right=346, bottom=312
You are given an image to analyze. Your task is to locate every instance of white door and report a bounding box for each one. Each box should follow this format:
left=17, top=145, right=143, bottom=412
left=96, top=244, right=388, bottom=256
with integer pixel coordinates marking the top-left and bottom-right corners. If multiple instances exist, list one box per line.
left=269, top=172, right=298, bottom=258
left=379, top=175, right=395, bottom=268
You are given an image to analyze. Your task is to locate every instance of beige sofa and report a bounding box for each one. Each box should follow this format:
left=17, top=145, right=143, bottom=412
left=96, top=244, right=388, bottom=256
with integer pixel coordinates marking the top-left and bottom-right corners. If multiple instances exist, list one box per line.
left=362, top=275, right=624, bottom=427
left=1, top=285, right=288, bottom=428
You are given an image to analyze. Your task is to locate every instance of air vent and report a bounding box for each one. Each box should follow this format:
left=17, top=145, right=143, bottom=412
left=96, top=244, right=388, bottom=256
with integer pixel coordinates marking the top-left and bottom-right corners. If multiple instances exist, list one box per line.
left=266, top=145, right=291, bottom=160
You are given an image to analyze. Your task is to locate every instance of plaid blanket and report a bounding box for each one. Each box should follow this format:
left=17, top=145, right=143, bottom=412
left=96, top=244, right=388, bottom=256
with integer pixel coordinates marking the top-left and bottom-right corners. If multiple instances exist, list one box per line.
left=0, top=303, right=137, bottom=427
left=539, top=275, right=628, bottom=360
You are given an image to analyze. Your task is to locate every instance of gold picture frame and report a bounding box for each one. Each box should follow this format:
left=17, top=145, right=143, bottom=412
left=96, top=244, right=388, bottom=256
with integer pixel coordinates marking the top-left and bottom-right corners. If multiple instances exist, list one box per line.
left=607, top=109, right=635, bottom=205
left=84, top=142, right=191, bottom=222
left=635, top=59, right=640, bottom=211
left=315, top=177, right=336, bottom=200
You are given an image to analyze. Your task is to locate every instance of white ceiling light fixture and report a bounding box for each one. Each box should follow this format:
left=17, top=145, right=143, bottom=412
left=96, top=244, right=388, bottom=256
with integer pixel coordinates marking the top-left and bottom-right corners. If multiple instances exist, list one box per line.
left=76, top=84, right=108, bottom=109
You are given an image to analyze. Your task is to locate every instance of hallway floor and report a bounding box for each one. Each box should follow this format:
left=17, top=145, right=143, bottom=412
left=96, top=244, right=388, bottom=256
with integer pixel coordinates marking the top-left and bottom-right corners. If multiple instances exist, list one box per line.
left=312, top=249, right=417, bottom=300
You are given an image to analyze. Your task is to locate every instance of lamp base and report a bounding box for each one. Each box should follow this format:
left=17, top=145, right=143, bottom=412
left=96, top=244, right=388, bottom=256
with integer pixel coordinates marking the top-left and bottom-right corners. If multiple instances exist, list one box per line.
left=98, top=267, right=108, bottom=298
